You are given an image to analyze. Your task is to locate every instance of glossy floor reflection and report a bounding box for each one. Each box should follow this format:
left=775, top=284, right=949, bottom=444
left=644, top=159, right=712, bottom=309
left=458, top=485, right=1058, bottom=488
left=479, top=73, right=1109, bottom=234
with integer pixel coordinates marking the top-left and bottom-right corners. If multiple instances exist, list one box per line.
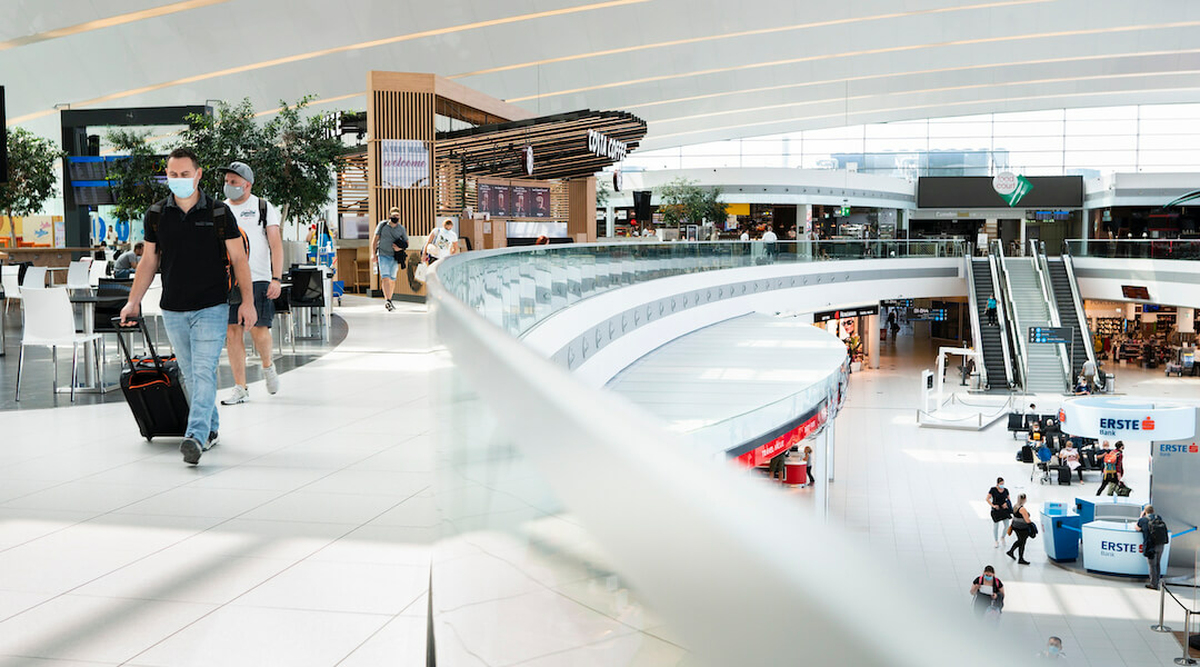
left=0, top=296, right=433, bottom=666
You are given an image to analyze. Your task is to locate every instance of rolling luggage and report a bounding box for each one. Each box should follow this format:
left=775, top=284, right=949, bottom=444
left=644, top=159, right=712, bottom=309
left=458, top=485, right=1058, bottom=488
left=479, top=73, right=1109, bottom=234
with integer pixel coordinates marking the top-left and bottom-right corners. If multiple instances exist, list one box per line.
left=113, top=317, right=189, bottom=441
left=1056, top=465, right=1072, bottom=485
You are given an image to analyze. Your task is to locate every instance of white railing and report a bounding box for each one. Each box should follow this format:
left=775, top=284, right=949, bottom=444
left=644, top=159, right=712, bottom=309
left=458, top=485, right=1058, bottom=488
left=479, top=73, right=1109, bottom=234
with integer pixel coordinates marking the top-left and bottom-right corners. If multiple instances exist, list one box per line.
left=427, top=241, right=1014, bottom=667
left=962, top=252, right=989, bottom=389
left=1032, top=241, right=1072, bottom=388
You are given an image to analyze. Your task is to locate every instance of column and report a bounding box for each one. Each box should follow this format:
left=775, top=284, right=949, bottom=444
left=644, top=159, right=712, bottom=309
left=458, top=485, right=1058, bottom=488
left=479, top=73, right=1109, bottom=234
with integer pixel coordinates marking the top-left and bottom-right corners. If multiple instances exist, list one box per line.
left=866, top=314, right=880, bottom=369
left=605, top=204, right=615, bottom=238
left=1019, top=219, right=1027, bottom=254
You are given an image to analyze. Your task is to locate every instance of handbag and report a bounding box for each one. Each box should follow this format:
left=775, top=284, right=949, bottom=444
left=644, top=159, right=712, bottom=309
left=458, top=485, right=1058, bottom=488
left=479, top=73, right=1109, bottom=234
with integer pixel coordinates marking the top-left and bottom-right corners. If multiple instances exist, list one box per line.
left=1116, top=482, right=1133, bottom=497
left=414, top=263, right=428, bottom=282
left=1028, top=522, right=1039, bottom=539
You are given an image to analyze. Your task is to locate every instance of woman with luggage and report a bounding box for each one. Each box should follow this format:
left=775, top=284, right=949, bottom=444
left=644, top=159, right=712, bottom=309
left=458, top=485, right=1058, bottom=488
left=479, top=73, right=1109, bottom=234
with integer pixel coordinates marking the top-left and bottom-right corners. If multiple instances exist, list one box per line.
left=987, top=477, right=1013, bottom=548
left=1007, top=493, right=1033, bottom=564
left=969, top=565, right=1005, bottom=618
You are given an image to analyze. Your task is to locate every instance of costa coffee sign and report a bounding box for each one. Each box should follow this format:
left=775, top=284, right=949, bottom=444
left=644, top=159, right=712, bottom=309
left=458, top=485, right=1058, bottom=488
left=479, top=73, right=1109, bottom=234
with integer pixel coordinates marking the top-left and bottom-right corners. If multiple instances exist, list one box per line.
left=587, top=129, right=628, bottom=161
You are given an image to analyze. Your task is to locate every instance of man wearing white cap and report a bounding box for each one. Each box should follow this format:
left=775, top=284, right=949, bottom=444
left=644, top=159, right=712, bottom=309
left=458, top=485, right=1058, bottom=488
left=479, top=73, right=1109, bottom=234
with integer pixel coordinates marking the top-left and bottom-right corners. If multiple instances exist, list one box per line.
left=218, top=161, right=283, bottom=405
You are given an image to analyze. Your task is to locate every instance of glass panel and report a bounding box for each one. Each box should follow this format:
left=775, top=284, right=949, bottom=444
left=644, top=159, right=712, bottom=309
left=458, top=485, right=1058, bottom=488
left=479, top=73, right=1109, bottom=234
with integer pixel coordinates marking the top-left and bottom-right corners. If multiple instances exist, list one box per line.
left=1064, top=135, right=1137, bottom=151
left=1137, top=134, right=1200, bottom=151
left=1064, top=118, right=1139, bottom=136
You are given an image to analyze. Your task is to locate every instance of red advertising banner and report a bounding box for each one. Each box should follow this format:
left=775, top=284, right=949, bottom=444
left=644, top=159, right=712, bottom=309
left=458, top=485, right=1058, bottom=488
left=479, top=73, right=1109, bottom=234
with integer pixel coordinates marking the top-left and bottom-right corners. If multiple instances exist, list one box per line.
left=735, top=406, right=828, bottom=468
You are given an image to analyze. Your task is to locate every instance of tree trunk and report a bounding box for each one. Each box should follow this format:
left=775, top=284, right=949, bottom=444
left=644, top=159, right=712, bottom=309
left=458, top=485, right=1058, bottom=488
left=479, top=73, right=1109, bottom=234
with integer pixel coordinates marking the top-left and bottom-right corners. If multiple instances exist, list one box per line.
left=6, top=210, right=14, bottom=249
left=280, top=203, right=291, bottom=241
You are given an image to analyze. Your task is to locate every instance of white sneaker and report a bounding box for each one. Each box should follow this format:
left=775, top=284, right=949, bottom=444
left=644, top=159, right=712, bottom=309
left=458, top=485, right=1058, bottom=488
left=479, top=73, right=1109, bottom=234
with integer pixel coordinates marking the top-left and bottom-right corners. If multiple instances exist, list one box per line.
left=221, top=385, right=250, bottom=405
left=264, top=364, right=279, bottom=395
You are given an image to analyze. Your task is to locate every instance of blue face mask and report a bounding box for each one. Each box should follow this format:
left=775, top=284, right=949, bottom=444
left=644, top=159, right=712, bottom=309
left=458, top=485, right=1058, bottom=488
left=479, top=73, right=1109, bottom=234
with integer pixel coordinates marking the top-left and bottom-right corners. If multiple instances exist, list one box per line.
left=168, top=177, right=196, bottom=199
left=1048, top=646, right=1060, bottom=656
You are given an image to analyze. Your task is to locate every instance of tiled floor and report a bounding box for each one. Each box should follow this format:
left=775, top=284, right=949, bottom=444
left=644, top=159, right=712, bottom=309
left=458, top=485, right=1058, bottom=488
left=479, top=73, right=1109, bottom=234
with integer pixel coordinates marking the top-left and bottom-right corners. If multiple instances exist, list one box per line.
left=0, top=296, right=434, bottom=666
left=1, top=293, right=1196, bottom=666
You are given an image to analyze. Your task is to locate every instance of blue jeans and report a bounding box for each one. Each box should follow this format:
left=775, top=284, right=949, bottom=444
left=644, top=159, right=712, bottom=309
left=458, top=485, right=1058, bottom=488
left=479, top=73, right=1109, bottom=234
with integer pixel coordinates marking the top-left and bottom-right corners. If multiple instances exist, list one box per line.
left=161, top=304, right=227, bottom=442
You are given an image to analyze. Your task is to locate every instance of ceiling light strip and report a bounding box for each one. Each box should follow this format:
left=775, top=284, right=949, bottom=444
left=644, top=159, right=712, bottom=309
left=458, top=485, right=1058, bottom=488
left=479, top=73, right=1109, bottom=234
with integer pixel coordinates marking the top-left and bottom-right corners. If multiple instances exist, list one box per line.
left=503, top=20, right=1200, bottom=103
left=0, top=0, right=231, bottom=52
left=5, top=0, right=647, bottom=127
left=448, top=0, right=1054, bottom=80
left=651, top=68, right=1200, bottom=124
left=647, top=85, right=1200, bottom=143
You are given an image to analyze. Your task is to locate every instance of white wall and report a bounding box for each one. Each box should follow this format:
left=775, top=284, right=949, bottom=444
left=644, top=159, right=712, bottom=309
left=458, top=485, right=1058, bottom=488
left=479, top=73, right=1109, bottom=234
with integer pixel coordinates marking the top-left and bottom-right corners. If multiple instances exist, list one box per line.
left=1073, top=257, right=1200, bottom=309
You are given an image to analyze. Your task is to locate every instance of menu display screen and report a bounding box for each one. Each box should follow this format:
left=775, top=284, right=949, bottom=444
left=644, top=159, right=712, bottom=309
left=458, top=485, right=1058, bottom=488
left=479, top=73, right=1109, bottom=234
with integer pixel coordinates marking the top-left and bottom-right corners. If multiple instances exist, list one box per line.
left=477, top=182, right=552, bottom=218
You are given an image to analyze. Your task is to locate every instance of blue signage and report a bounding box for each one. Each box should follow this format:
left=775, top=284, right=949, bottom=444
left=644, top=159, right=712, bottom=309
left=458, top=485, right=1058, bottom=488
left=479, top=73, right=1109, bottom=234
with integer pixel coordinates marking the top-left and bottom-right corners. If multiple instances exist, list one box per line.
left=1029, top=326, right=1071, bottom=344
left=1100, top=540, right=1143, bottom=555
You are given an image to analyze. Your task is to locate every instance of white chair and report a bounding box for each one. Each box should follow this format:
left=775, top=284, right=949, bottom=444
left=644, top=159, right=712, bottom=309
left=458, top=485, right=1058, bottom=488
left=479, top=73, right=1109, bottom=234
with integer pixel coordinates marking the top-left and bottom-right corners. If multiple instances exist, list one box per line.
left=88, top=260, right=109, bottom=287
left=140, top=276, right=171, bottom=355
left=21, top=266, right=47, bottom=289
left=1, top=266, right=20, bottom=317
left=66, top=259, right=92, bottom=289
left=16, top=287, right=102, bottom=402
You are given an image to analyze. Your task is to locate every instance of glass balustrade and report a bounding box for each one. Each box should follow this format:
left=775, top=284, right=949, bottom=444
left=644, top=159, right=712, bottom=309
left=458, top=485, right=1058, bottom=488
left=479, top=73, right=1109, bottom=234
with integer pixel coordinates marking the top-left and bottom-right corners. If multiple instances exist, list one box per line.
left=1066, top=239, right=1200, bottom=260
left=436, top=240, right=967, bottom=338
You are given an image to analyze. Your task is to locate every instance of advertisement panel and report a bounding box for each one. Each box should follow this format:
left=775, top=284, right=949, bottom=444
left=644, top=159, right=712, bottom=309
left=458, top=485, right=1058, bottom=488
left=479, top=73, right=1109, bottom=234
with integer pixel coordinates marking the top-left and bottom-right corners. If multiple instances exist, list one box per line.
left=733, top=404, right=828, bottom=468
left=380, top=139, right=430, bottom=188
left=1059, top=397, right=1195, bottom=441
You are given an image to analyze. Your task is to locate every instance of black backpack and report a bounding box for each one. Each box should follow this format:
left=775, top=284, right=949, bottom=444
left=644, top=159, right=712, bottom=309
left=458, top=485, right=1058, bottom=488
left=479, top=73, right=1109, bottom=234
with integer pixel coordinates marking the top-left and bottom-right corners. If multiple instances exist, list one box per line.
left=1148, top=515, right=1170, bottom=547
left=145, top=197, right=250, bottom=305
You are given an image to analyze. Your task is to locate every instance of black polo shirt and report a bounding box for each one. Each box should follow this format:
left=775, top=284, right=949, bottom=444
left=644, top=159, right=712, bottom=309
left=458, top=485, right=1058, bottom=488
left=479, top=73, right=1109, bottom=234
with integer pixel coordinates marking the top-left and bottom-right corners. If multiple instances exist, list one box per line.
left=143, top=190, right=239, bottom=312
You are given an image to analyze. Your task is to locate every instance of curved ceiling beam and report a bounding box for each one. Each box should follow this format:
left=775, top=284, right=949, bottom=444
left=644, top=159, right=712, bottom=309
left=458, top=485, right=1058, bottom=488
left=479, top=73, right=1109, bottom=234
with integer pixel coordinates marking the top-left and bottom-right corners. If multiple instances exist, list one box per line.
left=0, top=0, right=230, bottom=52
left=502, top=20, right=1200, bottom=103
left=5, top=0, right=648, bottom=127
left=447, top=0, right=1053, bottom=80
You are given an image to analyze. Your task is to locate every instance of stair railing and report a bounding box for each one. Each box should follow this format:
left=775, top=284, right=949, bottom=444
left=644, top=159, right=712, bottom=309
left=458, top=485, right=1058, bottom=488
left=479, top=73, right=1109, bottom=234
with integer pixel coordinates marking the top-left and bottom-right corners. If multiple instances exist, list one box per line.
left=1060, top=241, right=1099, bottom=378
left=1032, top=240, right=1071, bottom=390
left=963, top=251, right=989, bottom=389
left=990, top=240, right=1022, bottom=391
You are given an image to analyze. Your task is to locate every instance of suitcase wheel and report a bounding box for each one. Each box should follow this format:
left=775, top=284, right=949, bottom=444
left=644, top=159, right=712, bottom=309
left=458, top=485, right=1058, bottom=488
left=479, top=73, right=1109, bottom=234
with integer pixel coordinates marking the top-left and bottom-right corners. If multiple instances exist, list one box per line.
left=145, top=436, right=153, bottom=442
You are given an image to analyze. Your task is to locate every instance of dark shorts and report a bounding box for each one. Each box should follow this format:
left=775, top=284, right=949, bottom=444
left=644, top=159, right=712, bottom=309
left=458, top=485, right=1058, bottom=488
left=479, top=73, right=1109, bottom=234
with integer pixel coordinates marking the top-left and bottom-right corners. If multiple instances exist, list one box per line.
left=228, top=281, right=274, bottom=328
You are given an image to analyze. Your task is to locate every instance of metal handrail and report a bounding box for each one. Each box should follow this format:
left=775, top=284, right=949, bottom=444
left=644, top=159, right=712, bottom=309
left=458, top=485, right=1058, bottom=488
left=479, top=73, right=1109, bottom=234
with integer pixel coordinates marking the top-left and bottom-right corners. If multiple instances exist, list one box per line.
left=1033, top=241, right=1072, bottom=389
left=993, top=240, right=1026, bottom=391
left=1059, top=246, right=1099, bottom=378
left=988, top=249, right=1016, bottom=389
left=963, top=252, right=989, bottom=390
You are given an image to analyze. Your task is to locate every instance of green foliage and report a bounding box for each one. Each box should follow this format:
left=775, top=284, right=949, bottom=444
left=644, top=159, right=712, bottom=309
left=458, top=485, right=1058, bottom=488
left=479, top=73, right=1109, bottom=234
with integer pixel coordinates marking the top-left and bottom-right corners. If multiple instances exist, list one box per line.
left=111, top=97, right=344, bottom=227
left=657, top=177, right=725, bottom=227
left=256, top=97, right=344, bottom=224
left=0, top=127, right=65, bottom=244
left=105, top=129, right=166, bottom=223
left=595, top=177, right=611, bottom=207
left=178, top=98, right=270, bottom=198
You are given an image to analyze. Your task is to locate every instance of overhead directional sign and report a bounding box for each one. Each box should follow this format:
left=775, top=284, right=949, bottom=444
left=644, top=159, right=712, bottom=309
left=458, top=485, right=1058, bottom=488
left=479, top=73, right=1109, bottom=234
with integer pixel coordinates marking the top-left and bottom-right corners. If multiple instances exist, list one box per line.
left=1029, top=326, right=1072, bottom=344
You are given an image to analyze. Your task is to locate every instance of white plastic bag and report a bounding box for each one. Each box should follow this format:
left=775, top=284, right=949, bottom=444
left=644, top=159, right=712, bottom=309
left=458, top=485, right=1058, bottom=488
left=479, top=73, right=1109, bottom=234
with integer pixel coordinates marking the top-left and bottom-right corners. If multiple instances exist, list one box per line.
left=414, top=263, right=428, bottom=282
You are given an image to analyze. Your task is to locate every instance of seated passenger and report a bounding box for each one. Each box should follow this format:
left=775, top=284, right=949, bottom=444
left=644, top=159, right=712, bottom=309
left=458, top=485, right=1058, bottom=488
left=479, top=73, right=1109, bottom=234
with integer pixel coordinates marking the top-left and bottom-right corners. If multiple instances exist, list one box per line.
left=1059, top=441, right=1082, bottom=482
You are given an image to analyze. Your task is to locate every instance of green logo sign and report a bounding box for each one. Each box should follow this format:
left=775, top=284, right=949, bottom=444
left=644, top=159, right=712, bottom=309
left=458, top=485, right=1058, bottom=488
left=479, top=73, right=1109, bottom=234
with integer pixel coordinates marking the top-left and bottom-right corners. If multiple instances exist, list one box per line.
left=992, top=172, right=1033, bottom=207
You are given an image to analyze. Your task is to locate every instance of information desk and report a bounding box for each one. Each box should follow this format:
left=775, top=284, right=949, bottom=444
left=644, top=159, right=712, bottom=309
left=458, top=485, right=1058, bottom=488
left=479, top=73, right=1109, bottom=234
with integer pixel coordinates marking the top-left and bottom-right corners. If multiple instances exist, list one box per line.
left=1041, top=503, right=1081, bottom=562
left=1075, top=496, right=1143, bottom=524
left=1081, top=519, right=1169, bottom=577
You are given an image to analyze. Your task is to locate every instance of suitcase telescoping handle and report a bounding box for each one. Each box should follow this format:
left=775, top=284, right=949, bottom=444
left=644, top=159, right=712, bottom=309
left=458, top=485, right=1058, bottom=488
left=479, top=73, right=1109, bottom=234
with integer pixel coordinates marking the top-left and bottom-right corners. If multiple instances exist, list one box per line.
left=111, top=316, right=166, bottom=375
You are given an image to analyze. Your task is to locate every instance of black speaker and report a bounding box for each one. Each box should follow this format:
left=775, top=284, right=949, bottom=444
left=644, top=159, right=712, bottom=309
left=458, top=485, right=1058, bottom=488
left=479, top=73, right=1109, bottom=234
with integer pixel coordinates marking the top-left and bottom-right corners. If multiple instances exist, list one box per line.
left=0, top=86, right=7, bottom=183
left=632, top=190, right=651, bottom=226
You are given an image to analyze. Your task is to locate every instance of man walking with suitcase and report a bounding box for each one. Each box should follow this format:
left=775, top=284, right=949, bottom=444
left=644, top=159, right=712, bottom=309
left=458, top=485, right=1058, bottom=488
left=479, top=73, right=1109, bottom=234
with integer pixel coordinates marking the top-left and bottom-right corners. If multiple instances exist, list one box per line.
left=217, top=162, right=283, bottom=405
left=120, top=148, right=256, bottom=465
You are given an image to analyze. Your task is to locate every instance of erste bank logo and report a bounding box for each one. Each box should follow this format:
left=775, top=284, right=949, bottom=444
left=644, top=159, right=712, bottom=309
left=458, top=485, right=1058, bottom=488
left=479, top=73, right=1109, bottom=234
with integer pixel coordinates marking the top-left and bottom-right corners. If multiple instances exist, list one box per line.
left=1159, top=442, right=1199, bottom=456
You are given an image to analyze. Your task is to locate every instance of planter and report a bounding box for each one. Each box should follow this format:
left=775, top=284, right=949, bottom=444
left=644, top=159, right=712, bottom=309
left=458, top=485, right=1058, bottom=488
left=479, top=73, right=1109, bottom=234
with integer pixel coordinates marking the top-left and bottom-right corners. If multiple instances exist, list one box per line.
left=850, top=361, right=863, bottom=372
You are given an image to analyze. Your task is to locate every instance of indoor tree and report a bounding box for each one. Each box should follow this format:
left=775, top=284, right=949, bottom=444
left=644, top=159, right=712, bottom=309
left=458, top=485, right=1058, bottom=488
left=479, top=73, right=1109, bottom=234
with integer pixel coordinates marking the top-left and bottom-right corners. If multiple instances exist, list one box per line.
left=657, top=177, right=725, bottom=228
left=0, top=127, right=65, bottom=246
left=105, top=129, right=166, bottom=223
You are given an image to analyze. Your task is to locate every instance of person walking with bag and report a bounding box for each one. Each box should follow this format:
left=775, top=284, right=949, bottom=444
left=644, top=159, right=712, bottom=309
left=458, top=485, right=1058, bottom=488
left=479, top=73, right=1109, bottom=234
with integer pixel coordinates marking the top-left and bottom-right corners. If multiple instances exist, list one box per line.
left=218, top=162, right=283, bottom=405
left=1137, top=505, right=1170, bottom=589
left=970, top=565, right=1004, bottom=619
left=372, top=207, right=409, bottom=311
left=1097, top=441, right=1125, bottom=496
left=987, top=477, right=1013, bottom=548
left=1006, top=493, right=1034, bottom=564
left=120, top=148, right=255, bottom=466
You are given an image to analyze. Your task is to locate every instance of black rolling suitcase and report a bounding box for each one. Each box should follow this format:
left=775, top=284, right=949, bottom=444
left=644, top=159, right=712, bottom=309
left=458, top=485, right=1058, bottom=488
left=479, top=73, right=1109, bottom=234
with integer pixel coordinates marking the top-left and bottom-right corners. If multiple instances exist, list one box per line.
left=1056, top=465, right=1072, bottom=485
left=113, top=317, right=189, bottom=441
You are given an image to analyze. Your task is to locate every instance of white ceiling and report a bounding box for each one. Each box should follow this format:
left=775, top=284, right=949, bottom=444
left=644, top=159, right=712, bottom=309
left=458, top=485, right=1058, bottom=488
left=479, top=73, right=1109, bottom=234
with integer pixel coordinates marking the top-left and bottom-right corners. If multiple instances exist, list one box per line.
left=5, top=0, right=1200, bottom=153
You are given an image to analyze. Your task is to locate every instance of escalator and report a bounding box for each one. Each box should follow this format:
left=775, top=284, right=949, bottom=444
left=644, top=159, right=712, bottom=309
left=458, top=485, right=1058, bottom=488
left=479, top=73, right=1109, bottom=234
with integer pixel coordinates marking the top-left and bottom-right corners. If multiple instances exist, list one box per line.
left=1045, top=256, right=1095, bottom=381
left=969, top=258, right=1011, bottom=390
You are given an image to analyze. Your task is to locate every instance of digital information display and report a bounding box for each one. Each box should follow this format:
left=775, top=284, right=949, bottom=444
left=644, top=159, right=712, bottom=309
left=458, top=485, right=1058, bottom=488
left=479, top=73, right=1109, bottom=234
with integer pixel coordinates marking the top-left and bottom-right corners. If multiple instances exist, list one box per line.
left=477, top=182, right=552, bottom=218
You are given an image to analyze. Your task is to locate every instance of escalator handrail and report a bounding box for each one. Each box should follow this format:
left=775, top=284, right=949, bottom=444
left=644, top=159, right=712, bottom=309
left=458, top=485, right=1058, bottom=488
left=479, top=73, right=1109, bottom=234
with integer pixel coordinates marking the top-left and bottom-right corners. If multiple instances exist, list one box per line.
left=963, top=252, right=990, bottom=389
left=1060, top=246, right=1099, bottom=377
left=991, top=240, right=1023, bottom=390
left=1033, top=241, right=1071, bottom=390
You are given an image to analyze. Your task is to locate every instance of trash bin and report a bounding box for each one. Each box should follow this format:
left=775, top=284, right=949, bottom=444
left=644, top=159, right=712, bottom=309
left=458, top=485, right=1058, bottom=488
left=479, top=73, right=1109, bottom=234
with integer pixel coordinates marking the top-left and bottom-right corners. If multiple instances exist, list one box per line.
left=1103, top=372, right=1115, bottom=393
left=1042, top=502, right=1082, bottom=562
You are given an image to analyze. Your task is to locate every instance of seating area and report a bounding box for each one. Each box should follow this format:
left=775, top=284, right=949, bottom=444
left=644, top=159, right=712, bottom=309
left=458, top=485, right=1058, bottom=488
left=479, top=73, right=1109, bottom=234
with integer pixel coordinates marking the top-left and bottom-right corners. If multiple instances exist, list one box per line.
left=0, top=261, right=343, bottom=410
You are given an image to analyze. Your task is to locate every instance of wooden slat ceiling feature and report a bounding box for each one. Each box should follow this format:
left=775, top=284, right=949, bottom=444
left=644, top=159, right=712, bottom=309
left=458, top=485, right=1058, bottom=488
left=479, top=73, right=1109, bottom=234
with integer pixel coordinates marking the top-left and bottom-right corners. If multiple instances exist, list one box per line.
left=436, top=110, right=647, bottom=181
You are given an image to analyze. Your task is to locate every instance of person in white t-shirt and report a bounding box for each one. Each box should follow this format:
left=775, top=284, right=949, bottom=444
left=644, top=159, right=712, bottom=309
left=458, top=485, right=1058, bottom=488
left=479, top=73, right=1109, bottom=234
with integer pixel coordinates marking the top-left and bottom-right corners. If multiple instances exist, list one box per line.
left=761, top=227, right=778, bottom=242
left=739, top=228, right=750, bottom=241
left=217, top=162, right=283, bottom=405
left=424, top=219, right=459, bottom=264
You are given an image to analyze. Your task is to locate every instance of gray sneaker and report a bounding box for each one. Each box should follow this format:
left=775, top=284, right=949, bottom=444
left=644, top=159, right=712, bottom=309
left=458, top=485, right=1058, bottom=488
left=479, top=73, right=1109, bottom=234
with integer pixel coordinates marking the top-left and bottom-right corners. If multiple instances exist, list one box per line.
left=180, top=436, right=203, bottom=465
left=221, top=385, right=250, bottom=405
left=263, top=364, right=279, bottom=395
